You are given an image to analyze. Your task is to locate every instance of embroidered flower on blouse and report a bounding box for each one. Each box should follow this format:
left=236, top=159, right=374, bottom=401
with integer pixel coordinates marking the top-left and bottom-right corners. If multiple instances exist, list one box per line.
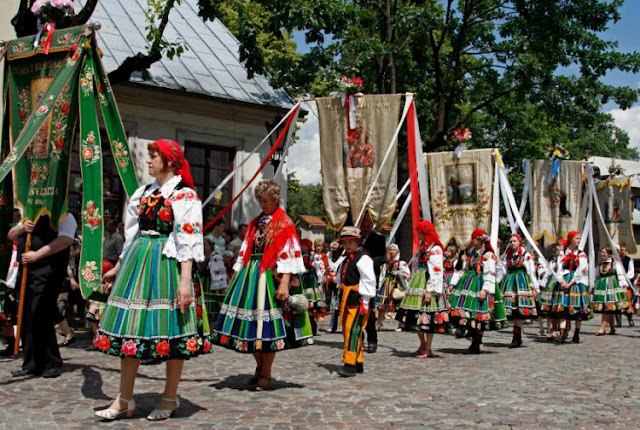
left=280, top=252, right=289, bottom=260
left=158, top=207, right=173, bottom=222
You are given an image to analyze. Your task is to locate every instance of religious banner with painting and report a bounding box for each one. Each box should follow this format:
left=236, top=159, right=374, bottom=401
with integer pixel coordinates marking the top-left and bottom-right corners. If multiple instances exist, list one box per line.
left=0, top=25, right=138, bottom=299
left=428, top=148, right=493, bottom=248
left=596, top=177, right=636, bottom=254
left=316, top=94, right=402, bottom=229
left=531, top=160, right=583, bottom=243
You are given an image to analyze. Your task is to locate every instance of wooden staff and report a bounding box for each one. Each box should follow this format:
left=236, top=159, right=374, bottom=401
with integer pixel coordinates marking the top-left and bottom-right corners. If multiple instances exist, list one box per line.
left=13, top=233, right=31, bottom=355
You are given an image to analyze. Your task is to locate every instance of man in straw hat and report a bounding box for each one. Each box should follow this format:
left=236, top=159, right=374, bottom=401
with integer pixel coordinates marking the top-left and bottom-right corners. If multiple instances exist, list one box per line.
left=335, top=226, right=376, bottom=377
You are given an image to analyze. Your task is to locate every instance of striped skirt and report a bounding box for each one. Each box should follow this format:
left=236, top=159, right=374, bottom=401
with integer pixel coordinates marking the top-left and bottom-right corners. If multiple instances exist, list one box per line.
left=592, top=274, right=629, bottom=314
left=211, top=256, right=313, bottom=353
left=550, top=272, right=593, bottom=321
left=448, top=270, right=508, bottom=331
left=500, top=269, right=538, bottom=320
left=301, top=270, right=326, bottom=311
left=95, top=236, right=211, bottom=359
left=376, top=274, right=400, bottom=311
left=396, top=269, right=450, bottom=333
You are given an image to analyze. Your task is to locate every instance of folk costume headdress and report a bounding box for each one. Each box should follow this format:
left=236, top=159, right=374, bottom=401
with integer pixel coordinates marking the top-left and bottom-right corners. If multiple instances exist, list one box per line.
left=506, top=233, right=524, bottom=261
left=149, top=139, right=195, bottom=189
left=242, top=207, right=299, bottom=273
left=417, top=220, right=443, bottom=250
left=471, top=228, right=495, bottom=254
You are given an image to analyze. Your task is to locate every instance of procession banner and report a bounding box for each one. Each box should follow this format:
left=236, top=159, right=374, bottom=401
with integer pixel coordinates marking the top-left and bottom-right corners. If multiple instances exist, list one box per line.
left=531, top=160, right=583, bottom=243
left=596, top=177, right=636, bottom=254
left=316, top=94, right=402, bottom=229
left=0, top=26, right=139, bottom=299
left=428, top=148, right=493, bottom=248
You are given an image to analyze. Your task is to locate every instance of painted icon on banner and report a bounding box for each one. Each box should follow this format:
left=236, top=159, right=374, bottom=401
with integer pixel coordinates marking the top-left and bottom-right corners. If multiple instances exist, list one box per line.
left=343, top=125, right=374, bottom=168
left=547, top=177, right=572, bottom=219
left=446, top=163, right=476, bottom=205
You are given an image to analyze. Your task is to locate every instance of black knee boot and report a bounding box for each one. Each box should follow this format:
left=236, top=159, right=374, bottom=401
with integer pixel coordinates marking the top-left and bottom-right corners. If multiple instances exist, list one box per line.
left=509, top=326, right=522, bottom=348
left=571, top=327, right=580, bottom=343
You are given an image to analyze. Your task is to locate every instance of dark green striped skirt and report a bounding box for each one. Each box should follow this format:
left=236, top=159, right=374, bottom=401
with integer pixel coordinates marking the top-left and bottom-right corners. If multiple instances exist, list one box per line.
left=211, top=255, right=313, bottom=353
left=95, top=235, right=212, bottom=359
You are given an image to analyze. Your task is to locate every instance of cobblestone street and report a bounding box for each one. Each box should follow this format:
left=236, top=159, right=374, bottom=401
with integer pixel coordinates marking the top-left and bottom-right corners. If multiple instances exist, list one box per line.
left=1, top=318, right=639, bottom=429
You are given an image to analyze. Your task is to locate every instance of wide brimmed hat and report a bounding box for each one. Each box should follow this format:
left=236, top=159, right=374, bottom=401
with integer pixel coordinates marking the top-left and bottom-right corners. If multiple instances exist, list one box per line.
left=338, top=226, right=362, bottom=242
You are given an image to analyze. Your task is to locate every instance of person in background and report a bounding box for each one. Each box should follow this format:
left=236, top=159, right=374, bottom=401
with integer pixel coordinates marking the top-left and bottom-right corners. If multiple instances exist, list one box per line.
left=313, top=238, right=329, bottom=322
left=359, top=212, right=385, bottom=353
left=117, top=222, right=125, bottom=237
left=617, top=243, right=635, bottom=327
left=301, top=239, right=325, bottom=335
left=8, top=212, right=77, bottom=378
left=222, top=250, right=235, bottom=283
left=103, top=219, right=124, bottom=266
left=206, top=219, right=226, bottom=254
left=377, top=244, right=410, bottom=331
left=592, top=246, right=629, bottom=335
left=0, top=209, right=22, bottom=357
left=325, top=241, right=343, bottom=333
left=227, top=224, right=247, bottom=256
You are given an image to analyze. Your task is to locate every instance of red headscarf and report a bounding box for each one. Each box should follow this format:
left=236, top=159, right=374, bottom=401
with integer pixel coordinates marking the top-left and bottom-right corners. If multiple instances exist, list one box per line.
left=417, top=220, right=443, bottom=250
left=506, top=233, right=523, bottom=260
left=471, top=228, right=495, bottom=254
left=300, top=239, right=313, bottom=252
left=149, top=139, right=194, bottom=189
left=566, top=231, right=579, bottom=246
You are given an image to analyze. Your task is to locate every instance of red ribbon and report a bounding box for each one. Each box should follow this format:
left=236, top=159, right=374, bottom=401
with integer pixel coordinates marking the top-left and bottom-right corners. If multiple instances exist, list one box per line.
left=203, top=105, right=300, bottom=233
left=44, top=22, right=55, bottom=55
left=406, top=99, right=420, bottom=255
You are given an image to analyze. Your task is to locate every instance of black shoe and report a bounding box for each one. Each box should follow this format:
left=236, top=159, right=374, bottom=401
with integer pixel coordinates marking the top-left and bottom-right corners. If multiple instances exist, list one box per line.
left=454, top=328, right=465, bottom=338
left=571, top=329, right=580, bottom=344
left=355, top=363, right=364, bottom=374
left=508, top=340, right=522, bottom=349
left=42, top=367, right=62, bottom=378
left=337, top=365, right=357, bottom=377
left=629, top=319, right=635, bottom=327
left=366, top=343, right=377, bottom=353
left=615, top=321, right=622, bottom=328
left=10, top=369, right=38, bottom=378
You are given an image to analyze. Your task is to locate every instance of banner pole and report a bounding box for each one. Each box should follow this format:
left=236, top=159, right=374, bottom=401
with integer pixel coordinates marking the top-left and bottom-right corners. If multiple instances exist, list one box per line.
left=13, top=233, right=31, bottom=355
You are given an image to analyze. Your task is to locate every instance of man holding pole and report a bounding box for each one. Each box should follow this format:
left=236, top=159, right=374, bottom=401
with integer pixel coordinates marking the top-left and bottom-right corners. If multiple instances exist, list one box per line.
left=8, top=213, right=76, bottom=378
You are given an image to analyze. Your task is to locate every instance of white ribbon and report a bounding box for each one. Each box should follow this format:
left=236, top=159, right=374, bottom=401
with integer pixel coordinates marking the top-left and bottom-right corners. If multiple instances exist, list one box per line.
left=202, top=102, right=301, bottom=207
left=490, top=157, right=501, bottom=253
left=354, top=94, right=413, bottom=226
left=396, top=178, right=410, bottom=202
left=340, top=94, right=357, bottom=130
left=585, top=164, right=638, bottom=294
left=387, top=192, right=412, bottom=246
left=274, top=107, right=301, bottom=179
left=498, top=167, right=563, bottom=283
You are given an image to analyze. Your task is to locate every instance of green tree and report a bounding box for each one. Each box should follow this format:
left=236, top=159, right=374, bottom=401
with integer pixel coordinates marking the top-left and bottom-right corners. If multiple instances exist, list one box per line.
left=286, top=173, right=325, bottom=220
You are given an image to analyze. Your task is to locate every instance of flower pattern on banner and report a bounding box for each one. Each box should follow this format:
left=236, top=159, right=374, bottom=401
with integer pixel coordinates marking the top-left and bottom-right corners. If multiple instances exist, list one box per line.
left=29, top=165, right=49, bottom=185
left=112, top=140, right=130, bottom=169
left=81, top=261, right=100, bottom=290
left=17, top=88, right=30, bottom=124
left=82, top=200, right=102, bottom=232
left=48, top=84, right=72, bottom=162
left=81, top=130, right=100, bottom=166
left=80, top=68, right=93, bottom=96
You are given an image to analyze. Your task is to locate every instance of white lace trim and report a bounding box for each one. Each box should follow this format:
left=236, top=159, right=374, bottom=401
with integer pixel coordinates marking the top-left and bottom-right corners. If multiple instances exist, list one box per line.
left=219, top=304, right=284, bottom=322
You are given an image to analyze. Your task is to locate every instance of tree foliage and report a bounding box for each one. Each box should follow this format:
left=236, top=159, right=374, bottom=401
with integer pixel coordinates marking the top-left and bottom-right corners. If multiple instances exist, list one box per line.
left=286, top=173, right=325, bottom=221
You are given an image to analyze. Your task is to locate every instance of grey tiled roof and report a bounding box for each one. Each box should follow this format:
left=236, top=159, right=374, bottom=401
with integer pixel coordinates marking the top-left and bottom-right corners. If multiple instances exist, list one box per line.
left=89, top=0, right=294, bottom=109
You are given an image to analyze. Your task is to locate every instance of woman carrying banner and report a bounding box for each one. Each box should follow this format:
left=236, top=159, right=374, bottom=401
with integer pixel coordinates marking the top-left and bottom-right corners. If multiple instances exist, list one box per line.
left=499, top=234, right=539, bottom=348
left=448, top=229, right=508, bottom=354
left=376, top=244, right=410, bottom=330
left=550, top=231, right=593, bottom=343
left=94, top=139, right=210, bottom=421
left=212, top=180, right=312, bottom=391
left=396, top=221, right=449, bottom=357
left=592, top=246, right=629, bottom=335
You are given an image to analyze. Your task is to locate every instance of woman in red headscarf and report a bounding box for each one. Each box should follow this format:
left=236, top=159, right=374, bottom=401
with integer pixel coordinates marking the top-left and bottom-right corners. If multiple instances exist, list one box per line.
left=448, top=229, right=508, bottom=354
left=538, top=238, right=566, bottom=339
left=550, top=231, right=593, bottom=343
left=396, top=221, right=449, bottom=358
left=499, top=234, right=539, bottom=348
left=94, top=140, right=210, bottom=421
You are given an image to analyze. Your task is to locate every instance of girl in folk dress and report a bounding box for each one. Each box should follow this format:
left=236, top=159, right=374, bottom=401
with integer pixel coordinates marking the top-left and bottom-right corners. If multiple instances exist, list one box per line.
left=300, top=239, right=325, bottom=335
left=550, top=231, right=593, bottom=344
left=449, top=229, right=508, bottom=354
left=396, top=221, right=449, bottom=358
left=376, top=244, right=410, bottom=330
left=538, top=239, right=566, bottom=340
left=592, top=247, right=629, bottom=335
left=533, top=250, right=551, bottom=336
left=212, top=180, right=313, bottom=391
left=499, top=234, right=539, bottom=348
left=94, top=140, right=209, bottom=421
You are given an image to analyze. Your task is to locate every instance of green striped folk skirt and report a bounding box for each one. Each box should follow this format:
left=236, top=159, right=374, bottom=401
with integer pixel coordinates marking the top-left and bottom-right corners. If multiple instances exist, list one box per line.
left=95, top=235, right=212, bottom=359
left=448, top=270, right=508, bottom=331
left=500, top=268, right=538, bottom=320
left=396, top=269, right=450, bottom=333
left=592, top=274, right=629, bottom=314
left=550, top=271, right=593, bottom=321
left=211, top=255, right=313, bottom=353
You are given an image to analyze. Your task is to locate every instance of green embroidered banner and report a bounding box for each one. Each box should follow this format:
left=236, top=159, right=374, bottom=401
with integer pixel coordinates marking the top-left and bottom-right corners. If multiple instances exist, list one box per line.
left=0, top=25, right=139, bottom=299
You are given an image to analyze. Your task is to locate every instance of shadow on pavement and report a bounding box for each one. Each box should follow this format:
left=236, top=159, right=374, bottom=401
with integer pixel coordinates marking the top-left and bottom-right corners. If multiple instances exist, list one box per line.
left=311, top=339, right=344, bottom=350
left=92, top=393, right=206, bottom=420
left=316, top=362, right=344, bottom=375
left=209, top=374, right=304, bottom=391
left=437, top=347, right=496, bottom=355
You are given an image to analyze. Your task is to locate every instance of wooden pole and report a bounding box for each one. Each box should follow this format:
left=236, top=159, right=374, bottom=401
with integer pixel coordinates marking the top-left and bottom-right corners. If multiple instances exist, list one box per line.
left=13, top=233, right=31, bottom=356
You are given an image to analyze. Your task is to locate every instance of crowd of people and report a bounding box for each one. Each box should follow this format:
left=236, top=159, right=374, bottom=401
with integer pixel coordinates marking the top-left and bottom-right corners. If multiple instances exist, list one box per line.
left=0, top=138, right=638, bottom=421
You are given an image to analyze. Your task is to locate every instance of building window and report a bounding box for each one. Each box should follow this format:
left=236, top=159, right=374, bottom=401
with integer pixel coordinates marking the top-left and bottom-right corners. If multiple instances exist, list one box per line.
left=184, top=141, right=235, bottom=224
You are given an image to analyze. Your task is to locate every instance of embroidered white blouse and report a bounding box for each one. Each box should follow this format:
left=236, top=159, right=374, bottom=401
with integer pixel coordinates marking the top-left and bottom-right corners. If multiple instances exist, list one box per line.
left=378, top=257, right=411, bottom=289
left=208, top=251, right=228, bottom=291
left=451, top=250, right=498, bottom=294
left=559, top=249, right=588, bottom=285
left=419, top=244, right=444, bottom=294
left=120, top=175, right=204, bottom=263
left=500, top=247, right=540, bottom=292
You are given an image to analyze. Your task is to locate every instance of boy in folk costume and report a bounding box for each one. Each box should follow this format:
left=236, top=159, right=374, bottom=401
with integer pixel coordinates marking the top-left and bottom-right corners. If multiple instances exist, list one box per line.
left=335, top=226, right=376, bottom=377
